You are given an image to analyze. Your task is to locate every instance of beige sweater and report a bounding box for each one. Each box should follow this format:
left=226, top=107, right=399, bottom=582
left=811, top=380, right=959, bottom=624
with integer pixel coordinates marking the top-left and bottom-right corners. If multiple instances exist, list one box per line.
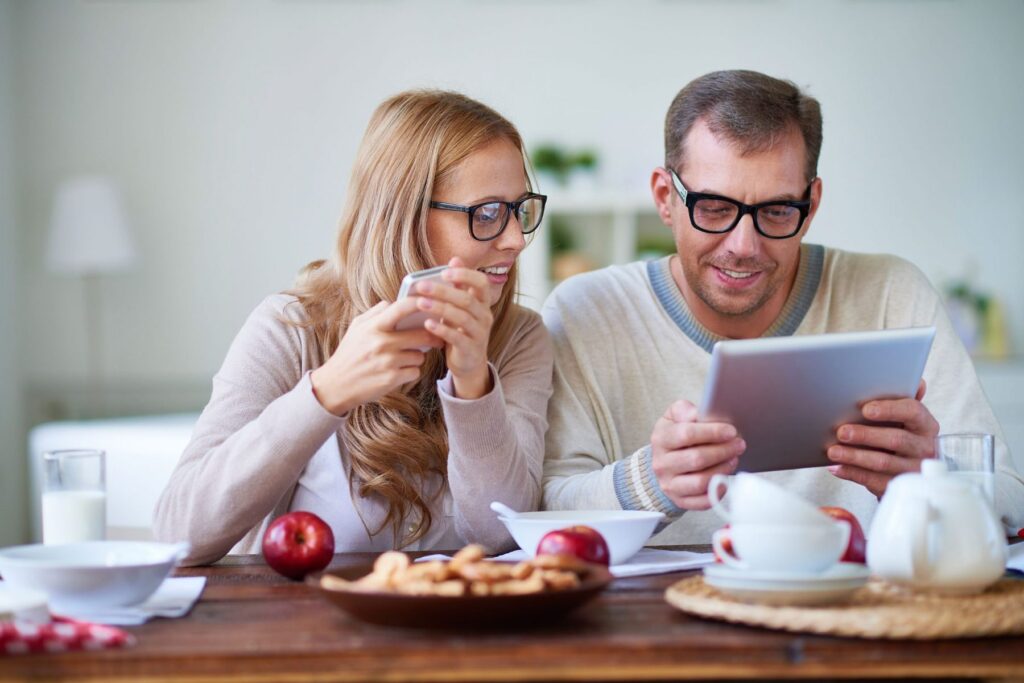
left=154, top=294, right=553, bottom=565
left=542, top=245, right=1024, bottom=543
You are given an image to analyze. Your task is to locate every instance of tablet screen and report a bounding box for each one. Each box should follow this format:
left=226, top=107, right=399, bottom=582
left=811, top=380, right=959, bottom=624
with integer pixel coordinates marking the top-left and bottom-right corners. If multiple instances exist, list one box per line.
left=698, top=327, right=936, bottom=473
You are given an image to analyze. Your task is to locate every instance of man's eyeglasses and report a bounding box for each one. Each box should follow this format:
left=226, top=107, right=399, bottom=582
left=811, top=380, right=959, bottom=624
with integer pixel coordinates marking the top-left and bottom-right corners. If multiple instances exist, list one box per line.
left=429, top=193, right=547, bottom=242
left=668, top=168, right=813, bottom=239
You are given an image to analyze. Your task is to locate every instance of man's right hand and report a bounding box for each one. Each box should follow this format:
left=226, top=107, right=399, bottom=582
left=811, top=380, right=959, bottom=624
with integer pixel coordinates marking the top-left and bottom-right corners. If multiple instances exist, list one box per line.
left=650, top=400, right=745, bottom=510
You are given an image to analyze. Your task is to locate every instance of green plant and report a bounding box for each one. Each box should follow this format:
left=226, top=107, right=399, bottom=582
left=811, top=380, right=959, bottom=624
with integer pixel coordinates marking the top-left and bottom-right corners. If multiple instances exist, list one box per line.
left=947, top=281, right=988, bottom=316
left=531, top=144, right=570, bottom=185
left=635, top=235, right=676, bottom=257
left=532, top=144, right=602, bottom=184
left=572, top=149, right=598, bottom=171
left=548, top=216, right=575, bottom=254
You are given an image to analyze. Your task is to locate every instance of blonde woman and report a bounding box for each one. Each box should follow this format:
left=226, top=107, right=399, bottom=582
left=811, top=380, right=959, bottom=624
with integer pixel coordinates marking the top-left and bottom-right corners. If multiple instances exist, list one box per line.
left=154, top=91, right=552, bottom=565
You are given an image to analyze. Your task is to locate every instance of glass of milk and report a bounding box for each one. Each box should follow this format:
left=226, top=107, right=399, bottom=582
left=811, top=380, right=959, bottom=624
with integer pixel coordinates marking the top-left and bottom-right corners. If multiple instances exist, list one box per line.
left=42, top=449, right=107, bottom=544
left=936, top=433, right=995, bottom=509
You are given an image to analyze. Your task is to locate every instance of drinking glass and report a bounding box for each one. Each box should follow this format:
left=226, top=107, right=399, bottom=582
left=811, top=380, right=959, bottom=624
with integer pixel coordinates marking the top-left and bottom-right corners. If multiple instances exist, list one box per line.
left=42, top=449, right=107, bottom=544
left=936, top=433, right=995, bottom=508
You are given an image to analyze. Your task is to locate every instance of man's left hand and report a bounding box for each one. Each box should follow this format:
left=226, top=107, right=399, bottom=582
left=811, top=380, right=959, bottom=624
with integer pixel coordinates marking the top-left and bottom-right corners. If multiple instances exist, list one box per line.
left=827, top=380, right=939, bottom=498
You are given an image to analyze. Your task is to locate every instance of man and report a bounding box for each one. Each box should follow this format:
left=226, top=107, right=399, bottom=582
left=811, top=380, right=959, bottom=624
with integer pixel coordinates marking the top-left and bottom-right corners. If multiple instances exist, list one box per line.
left=541, top=69, right=1024, bottom=542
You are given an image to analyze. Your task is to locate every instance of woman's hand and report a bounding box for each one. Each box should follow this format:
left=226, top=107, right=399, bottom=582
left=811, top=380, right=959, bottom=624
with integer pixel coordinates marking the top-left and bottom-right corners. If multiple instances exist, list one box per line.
left=414, top=257, right=495, bottom=399
left=310, top=299, right=443, bottom=416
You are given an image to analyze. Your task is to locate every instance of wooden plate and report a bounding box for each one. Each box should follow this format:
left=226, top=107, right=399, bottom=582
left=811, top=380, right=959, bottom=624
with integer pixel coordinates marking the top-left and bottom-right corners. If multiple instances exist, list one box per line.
left=309, top=563, right=612, bottom=629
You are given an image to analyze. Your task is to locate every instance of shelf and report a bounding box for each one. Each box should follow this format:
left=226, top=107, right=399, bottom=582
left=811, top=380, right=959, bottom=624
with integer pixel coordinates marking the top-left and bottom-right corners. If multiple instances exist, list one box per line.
left=542, top=191, right=654, bottom=214
left=518, top=188, right=663, bottom=311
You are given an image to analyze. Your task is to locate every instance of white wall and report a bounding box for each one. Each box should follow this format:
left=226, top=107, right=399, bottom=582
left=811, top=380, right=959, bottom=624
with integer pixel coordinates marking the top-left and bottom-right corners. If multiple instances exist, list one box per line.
left=0, top=0, right=26, bottom=545
left=13, top=0, right=1024, bottom=387
left=5, top=0, right=1023, bottom=540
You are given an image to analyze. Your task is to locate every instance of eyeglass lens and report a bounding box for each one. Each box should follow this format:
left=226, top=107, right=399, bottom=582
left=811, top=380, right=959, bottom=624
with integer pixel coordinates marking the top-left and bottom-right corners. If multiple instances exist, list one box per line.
left=693, top=198, right=802, bottom=237
left=472, top=196, right=544, bottom=240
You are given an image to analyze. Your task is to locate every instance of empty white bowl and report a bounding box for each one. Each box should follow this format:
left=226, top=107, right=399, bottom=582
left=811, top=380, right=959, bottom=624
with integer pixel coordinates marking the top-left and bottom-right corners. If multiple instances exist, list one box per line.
left=0, top=541, right=188, bottom=614
left=497, top=510, right=665, bottom=565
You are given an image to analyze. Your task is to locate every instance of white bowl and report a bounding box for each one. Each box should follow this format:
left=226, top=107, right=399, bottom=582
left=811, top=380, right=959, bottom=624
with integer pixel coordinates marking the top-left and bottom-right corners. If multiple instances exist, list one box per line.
left=497, top=510, right=665, bottom=565
left=0, top=541, right=188, bottom=614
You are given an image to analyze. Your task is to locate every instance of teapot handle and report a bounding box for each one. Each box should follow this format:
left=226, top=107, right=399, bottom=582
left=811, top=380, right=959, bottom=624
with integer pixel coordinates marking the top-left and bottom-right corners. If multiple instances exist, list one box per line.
left=908, top=498, right=938, bottom=581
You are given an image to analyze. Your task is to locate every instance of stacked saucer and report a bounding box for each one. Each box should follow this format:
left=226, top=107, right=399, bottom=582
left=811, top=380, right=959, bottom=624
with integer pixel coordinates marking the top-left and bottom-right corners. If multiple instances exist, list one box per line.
left=703, top=562, right=869, bottom=606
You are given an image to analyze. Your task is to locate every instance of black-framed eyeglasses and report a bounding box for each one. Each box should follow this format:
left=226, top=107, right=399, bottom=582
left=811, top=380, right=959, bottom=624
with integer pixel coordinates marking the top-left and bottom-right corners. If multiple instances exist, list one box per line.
left=668, top=168, right=813, bottom=239
left=429, top=193, right=547, bottom=242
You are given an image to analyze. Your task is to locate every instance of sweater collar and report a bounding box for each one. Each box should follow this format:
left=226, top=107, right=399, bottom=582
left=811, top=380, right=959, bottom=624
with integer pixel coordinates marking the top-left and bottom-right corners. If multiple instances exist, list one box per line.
left=647, top=243, right=824, bottom=353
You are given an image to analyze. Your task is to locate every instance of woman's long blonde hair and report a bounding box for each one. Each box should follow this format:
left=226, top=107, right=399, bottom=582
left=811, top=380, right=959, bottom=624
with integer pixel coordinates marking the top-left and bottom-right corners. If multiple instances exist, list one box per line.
left=289, top=90, right=528, bottom=547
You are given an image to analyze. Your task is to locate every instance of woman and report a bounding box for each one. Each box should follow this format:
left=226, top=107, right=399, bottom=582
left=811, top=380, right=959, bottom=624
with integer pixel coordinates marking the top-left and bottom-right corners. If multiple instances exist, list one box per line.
left=154, top=90, right=553, bottom=565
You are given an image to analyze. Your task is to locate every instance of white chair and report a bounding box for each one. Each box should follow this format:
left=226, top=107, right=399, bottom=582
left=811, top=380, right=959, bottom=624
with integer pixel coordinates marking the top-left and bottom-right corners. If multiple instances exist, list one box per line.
left=28, top=413, right=198, bottom=541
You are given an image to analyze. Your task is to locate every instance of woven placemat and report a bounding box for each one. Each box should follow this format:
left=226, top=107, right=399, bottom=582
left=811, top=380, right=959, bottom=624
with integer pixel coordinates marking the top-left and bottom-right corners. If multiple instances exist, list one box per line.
left=665, top=576, right=1024, bottom=639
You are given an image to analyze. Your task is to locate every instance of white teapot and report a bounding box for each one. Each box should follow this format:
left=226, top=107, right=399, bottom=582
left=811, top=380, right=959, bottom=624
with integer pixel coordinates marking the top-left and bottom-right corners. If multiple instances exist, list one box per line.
left=867, top=458, right=1007, bottom=594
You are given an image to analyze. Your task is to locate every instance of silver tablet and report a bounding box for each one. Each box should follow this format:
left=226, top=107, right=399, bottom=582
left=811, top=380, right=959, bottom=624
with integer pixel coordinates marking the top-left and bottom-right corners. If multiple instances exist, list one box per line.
left=698, top=327, right=936, bottom=473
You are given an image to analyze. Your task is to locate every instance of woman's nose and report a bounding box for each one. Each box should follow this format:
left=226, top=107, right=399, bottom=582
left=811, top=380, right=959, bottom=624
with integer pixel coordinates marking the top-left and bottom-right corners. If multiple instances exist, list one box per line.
left=496, top=214, right=527, bottom=252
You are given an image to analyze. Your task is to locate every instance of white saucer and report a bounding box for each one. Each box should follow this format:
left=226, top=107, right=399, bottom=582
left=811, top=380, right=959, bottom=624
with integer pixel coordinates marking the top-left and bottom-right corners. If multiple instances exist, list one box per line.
left=703, top=562, right=870, bottom=605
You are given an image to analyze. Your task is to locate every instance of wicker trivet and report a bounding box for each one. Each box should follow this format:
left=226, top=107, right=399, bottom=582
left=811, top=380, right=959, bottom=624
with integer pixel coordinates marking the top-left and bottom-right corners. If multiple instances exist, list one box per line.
left=665, top=576, right=1024, bottom=639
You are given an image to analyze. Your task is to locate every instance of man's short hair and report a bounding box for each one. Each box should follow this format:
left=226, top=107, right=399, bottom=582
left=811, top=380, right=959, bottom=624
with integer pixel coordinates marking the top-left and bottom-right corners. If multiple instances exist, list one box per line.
left=665, top=70, right=822, bottom=183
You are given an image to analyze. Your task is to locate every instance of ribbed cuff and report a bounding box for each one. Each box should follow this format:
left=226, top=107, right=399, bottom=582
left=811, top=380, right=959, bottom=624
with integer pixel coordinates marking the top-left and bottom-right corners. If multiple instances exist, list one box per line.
left=613, top=445, right=684, bottom=518
left=436, top=364, right=498, bottom=401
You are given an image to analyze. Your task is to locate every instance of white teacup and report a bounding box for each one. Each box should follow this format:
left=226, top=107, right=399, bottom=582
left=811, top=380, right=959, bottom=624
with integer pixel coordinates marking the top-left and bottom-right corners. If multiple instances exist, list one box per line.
left=712, top=522, right=851, bottom=574
left=708, top=472, right=833, bottom=526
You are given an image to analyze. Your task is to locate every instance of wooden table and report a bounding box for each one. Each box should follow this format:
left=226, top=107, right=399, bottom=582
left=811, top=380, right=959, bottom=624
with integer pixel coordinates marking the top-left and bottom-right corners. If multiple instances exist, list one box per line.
left=4, top=547, right=1024, bottom=682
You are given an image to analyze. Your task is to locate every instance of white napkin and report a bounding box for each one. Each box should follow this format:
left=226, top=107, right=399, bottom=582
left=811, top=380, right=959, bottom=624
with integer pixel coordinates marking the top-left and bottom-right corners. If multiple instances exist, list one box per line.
left=1007, top=542, right=1024, bottom=573
left=418, top=548, right=715, bottom=578
left=53, top=577, right=207, bottom=626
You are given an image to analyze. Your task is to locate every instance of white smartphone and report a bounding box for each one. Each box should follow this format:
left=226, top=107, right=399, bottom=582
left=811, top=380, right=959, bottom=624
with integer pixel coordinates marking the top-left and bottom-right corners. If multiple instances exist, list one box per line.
left=394, top=265, right=449, bottom=332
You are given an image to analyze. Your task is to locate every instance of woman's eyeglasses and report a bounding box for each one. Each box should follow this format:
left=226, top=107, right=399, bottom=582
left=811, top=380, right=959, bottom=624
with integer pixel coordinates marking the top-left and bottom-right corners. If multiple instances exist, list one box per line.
left=429, top=193, right=547, bottom=242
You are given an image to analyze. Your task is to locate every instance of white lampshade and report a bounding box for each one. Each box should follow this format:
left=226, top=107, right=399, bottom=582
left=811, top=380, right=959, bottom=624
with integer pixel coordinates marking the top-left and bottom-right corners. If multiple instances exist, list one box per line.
left=46, top=176, right=138, bottom=275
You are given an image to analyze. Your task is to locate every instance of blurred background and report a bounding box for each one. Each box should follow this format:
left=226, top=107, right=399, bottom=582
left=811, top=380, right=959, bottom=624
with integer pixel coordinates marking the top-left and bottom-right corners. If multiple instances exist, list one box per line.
left=1, top=0, right=1022, bottom=545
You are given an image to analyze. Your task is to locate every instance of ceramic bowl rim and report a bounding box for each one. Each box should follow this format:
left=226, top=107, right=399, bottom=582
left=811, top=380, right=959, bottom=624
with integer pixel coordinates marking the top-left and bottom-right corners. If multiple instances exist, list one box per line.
left=497, top=510, right=665, bottom=524
left=0, top=541, right=186, bottom=571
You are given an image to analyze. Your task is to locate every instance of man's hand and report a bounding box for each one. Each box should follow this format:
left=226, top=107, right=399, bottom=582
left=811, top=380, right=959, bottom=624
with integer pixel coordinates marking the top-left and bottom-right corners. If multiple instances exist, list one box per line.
left=827, top=380, right=939, bottom=498
left=651, top=400, right=745, bottom=510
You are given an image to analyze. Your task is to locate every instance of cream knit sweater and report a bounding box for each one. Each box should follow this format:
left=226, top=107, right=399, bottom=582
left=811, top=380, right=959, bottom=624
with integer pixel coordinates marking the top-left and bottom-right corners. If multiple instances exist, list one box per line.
left=154, top=294, right=553, bottom=565
left=542, top=245, right=1024, bottom=543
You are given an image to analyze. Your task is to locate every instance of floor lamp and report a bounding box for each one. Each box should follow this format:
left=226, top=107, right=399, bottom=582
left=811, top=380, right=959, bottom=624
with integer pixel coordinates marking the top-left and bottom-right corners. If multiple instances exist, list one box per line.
left=46, top=176, right=138, bottom=416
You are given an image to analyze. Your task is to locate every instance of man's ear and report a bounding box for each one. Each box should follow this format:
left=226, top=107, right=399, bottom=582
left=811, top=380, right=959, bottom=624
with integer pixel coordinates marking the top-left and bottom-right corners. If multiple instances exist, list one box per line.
left=801, top=176, right=823, bottom=235
left=651, top=167, right=675, bottom=227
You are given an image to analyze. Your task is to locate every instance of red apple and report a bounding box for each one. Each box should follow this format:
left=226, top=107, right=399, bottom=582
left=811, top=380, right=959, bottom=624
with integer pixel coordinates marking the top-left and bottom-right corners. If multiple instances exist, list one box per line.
left=536, top=525, right=611, bottom=566
left=712, top=524, right=733, bottom=563
left=820, top=506, right=867, bottom=564
left=262, top=511, right=336, bottom=580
